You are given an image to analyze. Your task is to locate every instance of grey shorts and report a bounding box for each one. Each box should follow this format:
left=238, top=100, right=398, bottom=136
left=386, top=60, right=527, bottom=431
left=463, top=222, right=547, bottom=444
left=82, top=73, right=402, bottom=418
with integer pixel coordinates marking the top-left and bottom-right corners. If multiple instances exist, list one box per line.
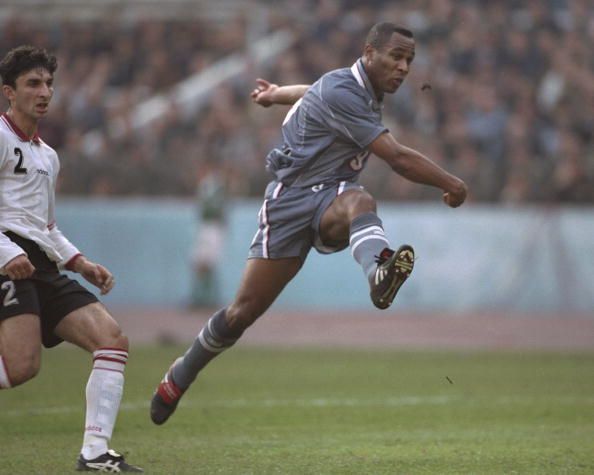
left=248, top=180, right=364, bottom=262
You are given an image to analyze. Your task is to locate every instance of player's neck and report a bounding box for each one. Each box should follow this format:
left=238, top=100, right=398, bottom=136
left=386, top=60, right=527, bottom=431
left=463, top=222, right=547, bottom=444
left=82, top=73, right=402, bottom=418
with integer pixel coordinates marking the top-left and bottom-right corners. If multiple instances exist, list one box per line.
left=6, top=108, right=39, bottom=139
left=359, top=59, right=383, bottom=102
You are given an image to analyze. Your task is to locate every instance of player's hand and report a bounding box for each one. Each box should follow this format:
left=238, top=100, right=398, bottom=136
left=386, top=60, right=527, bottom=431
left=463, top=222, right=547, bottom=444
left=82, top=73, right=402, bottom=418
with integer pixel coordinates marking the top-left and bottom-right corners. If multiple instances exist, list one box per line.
left=75, top=257, right=115, bottom=295
left=3, top=254, right=36, bottom=280
left=443, top=179, right=468, bottom=208
left=251, top=78, right=278, bottom=107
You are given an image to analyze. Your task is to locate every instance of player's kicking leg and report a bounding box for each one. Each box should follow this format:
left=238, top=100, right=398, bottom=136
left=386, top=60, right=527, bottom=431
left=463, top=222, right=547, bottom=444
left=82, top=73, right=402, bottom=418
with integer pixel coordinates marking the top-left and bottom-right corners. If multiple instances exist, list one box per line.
left=151, top=257, right=301, bottom=425
left=54, top=303, right=143, bottom=473
left=349, top=212, right=414, bottom=309
left=368, top=244, right=415, bottom=309
left=320, top=189, right=414, bottom=310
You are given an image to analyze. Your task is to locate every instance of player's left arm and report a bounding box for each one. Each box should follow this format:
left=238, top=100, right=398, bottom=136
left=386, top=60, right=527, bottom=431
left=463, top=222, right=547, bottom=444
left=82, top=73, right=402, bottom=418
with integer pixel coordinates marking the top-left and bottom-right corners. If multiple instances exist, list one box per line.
left=67, top=254, right=115, bottom=295
left=251, top=78, right=310, bottom=107
left=46, top=156, right=114, bottom=295
left=369, top=132, right=467, bottom=207
left=45, top=221, right=113, bottom=295
left=47, top=224, right=115, bottom=295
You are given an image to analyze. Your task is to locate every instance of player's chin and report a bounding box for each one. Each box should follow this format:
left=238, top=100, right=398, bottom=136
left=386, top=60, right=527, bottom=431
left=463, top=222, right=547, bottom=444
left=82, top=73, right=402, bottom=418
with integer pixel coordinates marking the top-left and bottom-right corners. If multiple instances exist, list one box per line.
left=32, top=110, right=48, bottom=120
left=385, top=83, right=400, bottom=94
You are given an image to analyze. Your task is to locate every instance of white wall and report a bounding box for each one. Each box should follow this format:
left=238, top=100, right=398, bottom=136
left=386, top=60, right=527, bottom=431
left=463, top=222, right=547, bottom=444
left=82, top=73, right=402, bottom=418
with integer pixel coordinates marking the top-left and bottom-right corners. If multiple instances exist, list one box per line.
left=56, top=198, right=594, bottom=315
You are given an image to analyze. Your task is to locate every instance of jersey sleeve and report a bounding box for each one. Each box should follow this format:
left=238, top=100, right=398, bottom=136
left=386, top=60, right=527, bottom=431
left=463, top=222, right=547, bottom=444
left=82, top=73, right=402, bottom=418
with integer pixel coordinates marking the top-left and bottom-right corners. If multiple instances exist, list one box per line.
left=0, top=234, right=27, bottom=271
left=47, top=150, right=81, bottom=268
left=47, top=224, right=81, bottom=268
left=321, top=84, right=387, bottom=149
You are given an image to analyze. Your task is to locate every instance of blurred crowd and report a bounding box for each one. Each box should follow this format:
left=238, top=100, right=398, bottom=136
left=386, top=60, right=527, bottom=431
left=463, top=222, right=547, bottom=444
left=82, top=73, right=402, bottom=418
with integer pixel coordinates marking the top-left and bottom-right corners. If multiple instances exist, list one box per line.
left=1, top=0, right=593, bottom=203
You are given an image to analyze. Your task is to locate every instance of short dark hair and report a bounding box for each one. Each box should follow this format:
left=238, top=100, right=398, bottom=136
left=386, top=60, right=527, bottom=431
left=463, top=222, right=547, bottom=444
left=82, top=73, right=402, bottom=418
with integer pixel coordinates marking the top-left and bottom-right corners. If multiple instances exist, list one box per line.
left=366, top=22, right=414, bottom=50
left=0, top=45, right=57, bottom=88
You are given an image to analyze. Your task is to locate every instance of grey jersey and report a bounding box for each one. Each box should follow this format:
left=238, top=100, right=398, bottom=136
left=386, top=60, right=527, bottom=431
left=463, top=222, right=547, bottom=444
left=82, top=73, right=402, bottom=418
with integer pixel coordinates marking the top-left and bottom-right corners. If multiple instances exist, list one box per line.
left=265, top=59, right=387, bottom=188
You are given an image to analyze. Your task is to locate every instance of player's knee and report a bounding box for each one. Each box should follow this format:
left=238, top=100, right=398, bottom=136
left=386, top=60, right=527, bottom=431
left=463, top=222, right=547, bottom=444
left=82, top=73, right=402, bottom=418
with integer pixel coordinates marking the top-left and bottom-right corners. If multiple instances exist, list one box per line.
left=7, top=351, right=41, bottom=386
left=104, top=331, right=129, bottom=352
left=113, top=332, right=129, bottom=352
left=348, top=191, right=377, bottom=216
left=94, top=325, right=129, bottom=352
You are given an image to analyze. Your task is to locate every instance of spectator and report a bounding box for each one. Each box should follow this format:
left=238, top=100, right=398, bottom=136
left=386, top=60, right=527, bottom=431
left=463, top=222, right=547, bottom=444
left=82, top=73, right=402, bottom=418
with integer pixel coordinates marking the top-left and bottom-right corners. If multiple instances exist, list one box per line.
left=0, top=0, right=591, bottom=204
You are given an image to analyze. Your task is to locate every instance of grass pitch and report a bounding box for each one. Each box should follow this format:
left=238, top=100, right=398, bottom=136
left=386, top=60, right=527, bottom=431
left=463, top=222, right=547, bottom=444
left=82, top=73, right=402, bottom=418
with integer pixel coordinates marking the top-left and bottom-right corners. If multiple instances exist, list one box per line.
left=1, top=345, right=593, bottom=474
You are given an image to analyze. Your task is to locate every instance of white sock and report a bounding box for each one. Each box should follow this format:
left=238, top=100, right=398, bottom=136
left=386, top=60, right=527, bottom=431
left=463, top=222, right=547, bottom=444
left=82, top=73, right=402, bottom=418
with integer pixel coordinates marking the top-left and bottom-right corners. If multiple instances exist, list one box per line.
left=81, top=348, right=127, bottom=460
left=350, top=213, right=390, bottom=281
left=0, top=355, right=11, bottom=389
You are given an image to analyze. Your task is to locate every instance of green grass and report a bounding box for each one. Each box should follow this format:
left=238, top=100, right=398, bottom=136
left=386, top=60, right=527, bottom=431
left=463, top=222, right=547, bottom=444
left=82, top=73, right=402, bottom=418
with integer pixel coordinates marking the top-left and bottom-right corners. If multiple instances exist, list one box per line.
left=1, top=346, right=593, bottom=474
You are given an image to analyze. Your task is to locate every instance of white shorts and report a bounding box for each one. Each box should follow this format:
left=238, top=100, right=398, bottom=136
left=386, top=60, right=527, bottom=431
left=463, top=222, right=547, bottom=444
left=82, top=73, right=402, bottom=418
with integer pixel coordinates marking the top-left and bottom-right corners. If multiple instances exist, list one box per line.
left=191, top=222, right=225, bottom=267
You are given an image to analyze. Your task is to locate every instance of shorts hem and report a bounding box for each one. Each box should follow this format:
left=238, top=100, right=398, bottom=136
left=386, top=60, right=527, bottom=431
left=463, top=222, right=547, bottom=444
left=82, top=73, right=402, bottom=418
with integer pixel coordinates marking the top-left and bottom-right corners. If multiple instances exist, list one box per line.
left=42, top=291, right=99, bottom=348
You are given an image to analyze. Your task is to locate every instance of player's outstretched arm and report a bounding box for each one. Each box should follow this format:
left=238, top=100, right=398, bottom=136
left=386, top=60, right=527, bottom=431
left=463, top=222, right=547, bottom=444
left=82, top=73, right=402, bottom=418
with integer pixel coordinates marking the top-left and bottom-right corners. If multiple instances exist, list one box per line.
left=251, top=78, right=310, bottom=107
left=68, top=255, right=115, bottom=295
left=369, top=132, right=467, bottom=207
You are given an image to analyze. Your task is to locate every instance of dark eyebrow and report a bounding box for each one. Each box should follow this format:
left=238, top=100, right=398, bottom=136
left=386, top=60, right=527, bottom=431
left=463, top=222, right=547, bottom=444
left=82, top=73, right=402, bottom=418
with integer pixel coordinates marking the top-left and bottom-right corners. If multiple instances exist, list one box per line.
left=389, top=45, right=414, bottom=53
left=389, top=47, right=415, bottom=59
left=25, top=76, right=53, bottom=85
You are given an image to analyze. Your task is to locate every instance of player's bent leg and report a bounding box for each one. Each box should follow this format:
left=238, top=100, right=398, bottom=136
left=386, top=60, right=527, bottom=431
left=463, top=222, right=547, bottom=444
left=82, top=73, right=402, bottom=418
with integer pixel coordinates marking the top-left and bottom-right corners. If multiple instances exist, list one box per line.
left=0, top=314, right=42, bottom=387
left=319, top=189, right=414, bottom=309
left=319, top=189, right=377, bottom=244
left=54, top=302, right=129, bottom=352
left=55, top=303, right=141, bottom=472
left=370, top=245, right=415, bottom=310
left=151, top=257, right=302, bottom=425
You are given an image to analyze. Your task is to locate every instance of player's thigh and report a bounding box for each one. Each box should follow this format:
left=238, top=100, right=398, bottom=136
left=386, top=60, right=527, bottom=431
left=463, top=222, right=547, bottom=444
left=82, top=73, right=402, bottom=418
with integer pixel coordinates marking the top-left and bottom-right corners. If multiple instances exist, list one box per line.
left=54, top=302, right=128, bottom=353
left=229, top=257, right=302, bottom=320
left=319, top=189, right=377, bottom=243
left=0, top=277, right=42, bottom=374
left=0, top=314, right=42, bottom=380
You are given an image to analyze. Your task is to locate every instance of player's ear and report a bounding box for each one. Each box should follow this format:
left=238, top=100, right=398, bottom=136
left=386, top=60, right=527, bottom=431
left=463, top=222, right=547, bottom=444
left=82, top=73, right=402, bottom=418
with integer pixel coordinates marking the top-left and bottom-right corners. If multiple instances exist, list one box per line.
left=2, top=84, right=15, bottom=103
left=363, top=44, right=375, bottom=66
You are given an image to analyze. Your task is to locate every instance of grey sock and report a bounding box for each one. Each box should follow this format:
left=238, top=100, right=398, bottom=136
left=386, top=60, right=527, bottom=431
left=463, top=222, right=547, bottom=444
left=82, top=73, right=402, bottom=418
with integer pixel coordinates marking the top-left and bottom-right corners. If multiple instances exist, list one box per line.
left=349, top=212, right=391, bottom=281
left=171, top=308, right=243, bottom=389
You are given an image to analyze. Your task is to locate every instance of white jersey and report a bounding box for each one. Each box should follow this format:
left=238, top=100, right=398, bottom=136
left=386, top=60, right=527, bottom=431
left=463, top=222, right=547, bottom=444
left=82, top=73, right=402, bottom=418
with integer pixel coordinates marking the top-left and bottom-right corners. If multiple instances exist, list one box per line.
left=0, top=113, right=79, bottom=271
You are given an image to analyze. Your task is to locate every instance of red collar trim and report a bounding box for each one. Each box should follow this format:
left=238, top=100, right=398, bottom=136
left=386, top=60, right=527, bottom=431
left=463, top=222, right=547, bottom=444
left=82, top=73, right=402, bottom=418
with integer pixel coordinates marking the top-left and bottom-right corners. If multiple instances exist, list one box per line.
left=1, top=113, right=41, bottom=144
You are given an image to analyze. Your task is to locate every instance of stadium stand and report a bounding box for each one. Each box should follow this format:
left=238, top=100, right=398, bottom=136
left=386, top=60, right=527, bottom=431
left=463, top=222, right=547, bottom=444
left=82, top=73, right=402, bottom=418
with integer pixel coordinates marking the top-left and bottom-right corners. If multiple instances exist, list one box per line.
left=0, top=0, right=592, bottom=202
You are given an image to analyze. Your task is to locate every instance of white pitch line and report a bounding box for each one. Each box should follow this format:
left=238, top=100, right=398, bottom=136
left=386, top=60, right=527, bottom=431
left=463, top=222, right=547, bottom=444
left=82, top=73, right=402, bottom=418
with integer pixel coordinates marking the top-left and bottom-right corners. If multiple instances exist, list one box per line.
left=3, top=394, right=593, bottom=418
left=2, top=396, right=454, bottom=417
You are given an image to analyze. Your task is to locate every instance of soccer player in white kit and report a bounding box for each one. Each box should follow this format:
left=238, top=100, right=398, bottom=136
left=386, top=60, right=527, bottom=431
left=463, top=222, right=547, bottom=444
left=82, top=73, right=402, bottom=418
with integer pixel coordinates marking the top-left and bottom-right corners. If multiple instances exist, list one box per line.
left=0, top=46, right=142, bottom=472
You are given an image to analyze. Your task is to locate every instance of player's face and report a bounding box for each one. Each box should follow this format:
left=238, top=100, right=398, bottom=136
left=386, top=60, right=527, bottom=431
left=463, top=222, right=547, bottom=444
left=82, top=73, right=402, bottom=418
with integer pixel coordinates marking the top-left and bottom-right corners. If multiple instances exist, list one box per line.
left=3, top=68, right=54, bottom=121
left=365, top=33, right=415, bottom=95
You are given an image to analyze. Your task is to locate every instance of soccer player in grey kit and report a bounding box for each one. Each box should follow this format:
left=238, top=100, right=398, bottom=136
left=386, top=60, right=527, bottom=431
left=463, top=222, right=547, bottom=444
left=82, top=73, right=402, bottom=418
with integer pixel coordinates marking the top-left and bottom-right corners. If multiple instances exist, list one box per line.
left=151, top=22, right=468, bottom=424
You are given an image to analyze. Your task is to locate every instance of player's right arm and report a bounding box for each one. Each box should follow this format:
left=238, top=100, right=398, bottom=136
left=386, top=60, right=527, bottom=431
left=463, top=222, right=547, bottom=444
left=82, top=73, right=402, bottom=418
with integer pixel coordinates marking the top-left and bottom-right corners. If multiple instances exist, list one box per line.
left=0, top=227, right=33, bottom=278
left=2, top=255, right=35, bottom=280
left=251, top=79, right=310, bottom=107
left=369, top=132, right=467, bottom=207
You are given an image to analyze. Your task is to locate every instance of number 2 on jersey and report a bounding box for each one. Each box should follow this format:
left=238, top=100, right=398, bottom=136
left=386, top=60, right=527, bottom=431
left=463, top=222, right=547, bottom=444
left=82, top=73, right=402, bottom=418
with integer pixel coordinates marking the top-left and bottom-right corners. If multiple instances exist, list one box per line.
left=13, top=147, right=27, bottom=174
left=1, top=281, right=19, bottom=307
